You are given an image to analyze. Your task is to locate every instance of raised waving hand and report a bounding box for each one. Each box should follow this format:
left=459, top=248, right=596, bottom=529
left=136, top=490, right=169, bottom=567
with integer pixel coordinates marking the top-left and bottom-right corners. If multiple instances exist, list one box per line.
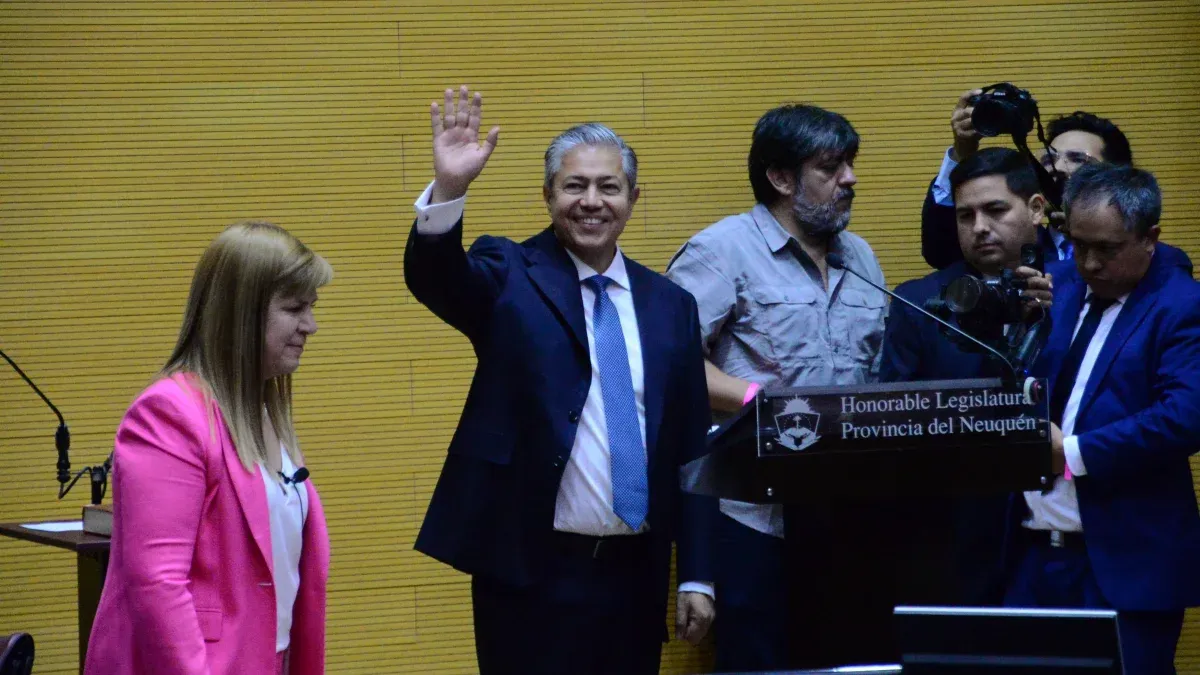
left=430, top=85, right=501, bottom=204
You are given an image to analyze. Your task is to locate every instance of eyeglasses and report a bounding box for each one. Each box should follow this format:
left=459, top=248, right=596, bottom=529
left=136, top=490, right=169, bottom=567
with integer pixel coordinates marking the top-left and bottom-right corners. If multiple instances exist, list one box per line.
left=1040, top=147, right=1100, bottom=171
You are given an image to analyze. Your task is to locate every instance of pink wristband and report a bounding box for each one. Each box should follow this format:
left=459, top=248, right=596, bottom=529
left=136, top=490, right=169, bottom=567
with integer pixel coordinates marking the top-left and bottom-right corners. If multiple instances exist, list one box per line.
left=1063, top=465, right=1073, bottom=481
left=742, top=383, right=760, bottom=405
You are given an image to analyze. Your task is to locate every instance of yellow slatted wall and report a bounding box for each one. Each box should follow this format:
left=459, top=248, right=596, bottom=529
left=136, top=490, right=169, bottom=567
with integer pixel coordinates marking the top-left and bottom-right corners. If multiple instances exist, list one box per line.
left=2, top=1, right=1199, bottom=673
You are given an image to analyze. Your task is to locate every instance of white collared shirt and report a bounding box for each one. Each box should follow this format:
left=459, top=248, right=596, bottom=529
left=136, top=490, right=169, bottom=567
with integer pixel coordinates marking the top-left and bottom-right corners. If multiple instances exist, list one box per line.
left=552, top=248, right=650, bottom=536
left=1023, top=291, right=1128, bottom=532
left=259, top=449, right=307, bottom=653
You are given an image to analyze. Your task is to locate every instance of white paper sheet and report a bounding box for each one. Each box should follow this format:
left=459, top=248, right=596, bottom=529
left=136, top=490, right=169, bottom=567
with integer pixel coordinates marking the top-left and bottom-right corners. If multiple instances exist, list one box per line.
left=20, top=521, right=83, bottom=533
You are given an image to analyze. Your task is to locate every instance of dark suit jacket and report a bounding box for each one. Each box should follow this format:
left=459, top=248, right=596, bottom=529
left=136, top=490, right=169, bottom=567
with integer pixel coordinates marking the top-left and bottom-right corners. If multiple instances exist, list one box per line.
left=879, top=260, right=1012, bottom=383
left=1034, top=251, right=1200, bottom=611
left=921, top=180, right=1060, bottom=271
left=404, top=219, right=714, bottom=609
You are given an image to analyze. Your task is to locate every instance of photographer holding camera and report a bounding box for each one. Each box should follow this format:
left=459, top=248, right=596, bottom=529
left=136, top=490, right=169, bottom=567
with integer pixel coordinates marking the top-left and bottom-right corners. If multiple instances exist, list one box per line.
left=880, top=147, right=1053, bottom=607
left=920, top=85, right=1133, bottom=271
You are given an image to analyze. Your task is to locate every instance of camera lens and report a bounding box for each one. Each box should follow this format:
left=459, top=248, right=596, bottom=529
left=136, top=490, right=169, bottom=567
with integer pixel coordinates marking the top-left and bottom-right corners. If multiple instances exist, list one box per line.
left=945, top=276, right=985, bottom=313
left=971, top=98, right=1014, bottom=138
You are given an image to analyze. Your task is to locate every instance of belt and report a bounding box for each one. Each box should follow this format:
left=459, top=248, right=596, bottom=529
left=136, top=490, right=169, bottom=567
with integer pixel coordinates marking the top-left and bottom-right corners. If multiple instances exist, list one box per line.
left=551, top=530, right=651, bottom=560
left=1021, top=527, right=1086, bottom=551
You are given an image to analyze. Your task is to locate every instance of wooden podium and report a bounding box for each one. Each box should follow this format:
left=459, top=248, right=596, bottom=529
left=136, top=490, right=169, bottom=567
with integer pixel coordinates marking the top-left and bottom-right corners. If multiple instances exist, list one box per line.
left=0, top=521, right=110, bottom=673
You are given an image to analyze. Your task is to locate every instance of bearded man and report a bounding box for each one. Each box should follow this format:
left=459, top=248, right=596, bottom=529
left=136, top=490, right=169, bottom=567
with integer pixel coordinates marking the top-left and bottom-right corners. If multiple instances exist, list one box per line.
left=667, top=104, right=891, bottom=669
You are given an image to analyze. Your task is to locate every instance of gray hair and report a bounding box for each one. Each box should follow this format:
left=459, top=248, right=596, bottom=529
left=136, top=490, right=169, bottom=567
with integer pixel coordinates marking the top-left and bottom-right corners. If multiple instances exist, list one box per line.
left=1063, top=163, right=1161, bottom=237
left=543, top=123, right=638, bottom=190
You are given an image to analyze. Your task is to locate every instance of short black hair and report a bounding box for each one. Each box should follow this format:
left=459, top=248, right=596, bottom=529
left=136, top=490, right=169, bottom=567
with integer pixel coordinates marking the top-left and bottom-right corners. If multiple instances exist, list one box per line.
left=1047, top=111, right=1133, bottom=165
left=950, top=147, right=1041, bottom=201
left=1063, top=162, right=1160, bottom=237
left=748, top=104, right=858, bottom=206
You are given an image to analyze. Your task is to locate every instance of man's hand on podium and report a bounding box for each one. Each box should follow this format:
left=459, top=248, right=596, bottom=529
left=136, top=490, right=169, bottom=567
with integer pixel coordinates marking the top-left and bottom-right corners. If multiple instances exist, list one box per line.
left=676, top=591, right=715, bottom=646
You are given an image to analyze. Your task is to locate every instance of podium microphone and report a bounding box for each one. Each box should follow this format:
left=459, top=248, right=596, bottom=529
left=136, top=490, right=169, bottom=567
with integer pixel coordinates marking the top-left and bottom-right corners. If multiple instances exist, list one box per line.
left=1, top=347, right=72, bottom=487
left=825, top=252, right=1020, bottom=382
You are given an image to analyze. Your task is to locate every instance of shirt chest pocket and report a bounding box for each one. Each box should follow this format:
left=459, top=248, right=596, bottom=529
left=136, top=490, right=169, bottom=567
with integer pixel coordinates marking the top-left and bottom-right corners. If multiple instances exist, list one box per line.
left=746, top=285, right=825, bottom=363
left=838, top=288, right=887, bottom=363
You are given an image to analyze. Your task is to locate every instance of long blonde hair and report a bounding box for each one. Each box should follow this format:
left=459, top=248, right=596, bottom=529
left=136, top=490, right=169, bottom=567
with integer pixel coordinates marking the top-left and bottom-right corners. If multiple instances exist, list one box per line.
left=163, top=220, right=333, bottom=471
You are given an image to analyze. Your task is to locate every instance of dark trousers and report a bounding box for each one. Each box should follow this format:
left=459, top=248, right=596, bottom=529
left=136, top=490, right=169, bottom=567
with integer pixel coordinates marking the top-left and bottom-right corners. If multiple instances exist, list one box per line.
left=1005, top=530, right=1185, bottom=675
left=471, top=532, right=663, bottom=675
left=713, top=512, right=789, bottom=672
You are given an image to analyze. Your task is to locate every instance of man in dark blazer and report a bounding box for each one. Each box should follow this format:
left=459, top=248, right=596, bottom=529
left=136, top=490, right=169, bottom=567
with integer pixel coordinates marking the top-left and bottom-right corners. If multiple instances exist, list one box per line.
left=404, top=86, right=716, bottom=675
left=1013, top=162, right=1200, bottom=674
left=881, top=147, right=1053, bottom=607
left=920, top=91, right=1133, bottom=271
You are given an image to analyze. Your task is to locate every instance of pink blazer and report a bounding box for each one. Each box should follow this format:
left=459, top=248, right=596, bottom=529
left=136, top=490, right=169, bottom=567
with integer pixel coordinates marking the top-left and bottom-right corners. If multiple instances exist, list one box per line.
left=85, top=374, right=330, bottom=675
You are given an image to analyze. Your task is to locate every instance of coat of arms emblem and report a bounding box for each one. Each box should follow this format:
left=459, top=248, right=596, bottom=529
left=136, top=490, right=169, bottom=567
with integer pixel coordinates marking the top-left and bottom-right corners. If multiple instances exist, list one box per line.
left=774, top=397, right=821, bottom=451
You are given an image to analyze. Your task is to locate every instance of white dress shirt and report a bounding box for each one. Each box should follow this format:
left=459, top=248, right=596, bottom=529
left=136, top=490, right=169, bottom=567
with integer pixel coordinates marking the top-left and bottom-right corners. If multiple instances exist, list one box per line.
left=1023, top=291, right=1127, bottom=532
left=414, top=183, right=714, bottom=597
left=932, top=148, right=1068, bottom=258
left=553, top=248, right=650, bottom=536
left=259, top=449, right=307, bottom=653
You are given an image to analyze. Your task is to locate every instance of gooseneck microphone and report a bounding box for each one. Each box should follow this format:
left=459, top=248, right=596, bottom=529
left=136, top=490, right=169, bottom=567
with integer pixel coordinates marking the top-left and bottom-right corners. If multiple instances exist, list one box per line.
left=1, top=347, right=72, bottom=487
left=3, top=346, right=113, bottom=503
left=825, top=252, right=1020, bottom=381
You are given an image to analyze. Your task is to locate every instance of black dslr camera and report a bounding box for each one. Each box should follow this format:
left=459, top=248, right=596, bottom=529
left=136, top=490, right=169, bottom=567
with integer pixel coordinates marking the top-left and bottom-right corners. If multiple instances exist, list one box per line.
left=966, top=82, right=1064, bottom=209
left=935, top=270, right=1026, bottom=343
left=924, top=244, right=1050, bottom=375
left=967, top=83, right=1039, bottom=138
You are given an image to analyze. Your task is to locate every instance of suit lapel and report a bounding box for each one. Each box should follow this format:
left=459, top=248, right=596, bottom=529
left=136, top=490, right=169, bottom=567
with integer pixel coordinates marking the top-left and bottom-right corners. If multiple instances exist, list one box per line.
left=1047, top=277, right=1087, bottom=384
left=628, top=261, right=665, bottom=464
left=217, top=410, right=274, bottom=576
left=526, top=229, right=588, bottom=355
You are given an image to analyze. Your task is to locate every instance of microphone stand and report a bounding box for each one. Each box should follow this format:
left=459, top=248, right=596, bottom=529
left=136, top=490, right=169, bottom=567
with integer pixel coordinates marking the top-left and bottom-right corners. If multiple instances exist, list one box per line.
left=826, top=253, right=1024, bottom=384
left=1, top=347, right=112, bottom=505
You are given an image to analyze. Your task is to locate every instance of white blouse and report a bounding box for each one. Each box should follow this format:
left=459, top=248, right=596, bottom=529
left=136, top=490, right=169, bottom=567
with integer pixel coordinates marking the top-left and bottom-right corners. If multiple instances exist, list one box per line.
left=259, top=450, right=308, bottom=653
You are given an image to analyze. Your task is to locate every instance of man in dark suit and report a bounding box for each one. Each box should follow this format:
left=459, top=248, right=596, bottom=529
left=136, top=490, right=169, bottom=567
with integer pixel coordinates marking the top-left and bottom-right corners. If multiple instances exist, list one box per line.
left=921, top=91, right=1133, bottom=271
left=881, top=147, right=1053, bottom=607
left=1012, top=162, right=1200, bottom=674
left=404, top=86, right=716, bottom=675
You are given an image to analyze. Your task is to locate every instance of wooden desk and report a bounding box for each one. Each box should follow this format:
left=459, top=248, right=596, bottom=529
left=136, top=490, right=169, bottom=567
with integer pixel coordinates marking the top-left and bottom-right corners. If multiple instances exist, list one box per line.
left=0, top=522, right=110, bottom=673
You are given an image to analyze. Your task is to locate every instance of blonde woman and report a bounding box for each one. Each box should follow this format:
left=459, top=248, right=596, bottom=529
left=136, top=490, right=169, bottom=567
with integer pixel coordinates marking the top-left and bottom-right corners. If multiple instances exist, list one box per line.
left=85, top=221, right=332, bottom=675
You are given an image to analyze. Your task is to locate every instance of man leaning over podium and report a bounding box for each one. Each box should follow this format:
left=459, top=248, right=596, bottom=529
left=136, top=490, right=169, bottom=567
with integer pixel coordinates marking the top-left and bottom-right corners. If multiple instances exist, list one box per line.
left=1013, top=163, right=1200, bottom=674
left=404, top=86, right=716, bottom=675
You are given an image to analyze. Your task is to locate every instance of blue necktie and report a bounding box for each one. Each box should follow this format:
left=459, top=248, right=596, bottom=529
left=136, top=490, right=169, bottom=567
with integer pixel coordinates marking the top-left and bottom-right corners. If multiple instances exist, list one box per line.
left=1049, top=296, right=1115, bottom=425
left=584, top=275, right=649, bottom=530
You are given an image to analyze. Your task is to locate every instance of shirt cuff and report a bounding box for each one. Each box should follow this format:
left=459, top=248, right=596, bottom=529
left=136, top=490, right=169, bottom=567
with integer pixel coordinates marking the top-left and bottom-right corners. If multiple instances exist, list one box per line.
left=1064, top=435, right=1087, bottom=477
left=679, top=581, right=715, bottom=600
left=931, top=147, right=958, bottom=207
left=414, top=181, right=466, bottom=235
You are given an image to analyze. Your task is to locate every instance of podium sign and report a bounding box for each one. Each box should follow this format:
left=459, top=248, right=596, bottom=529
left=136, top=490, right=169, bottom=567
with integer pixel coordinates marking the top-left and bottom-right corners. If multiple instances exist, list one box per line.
left=683, top=377, right=1051, bottom=502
